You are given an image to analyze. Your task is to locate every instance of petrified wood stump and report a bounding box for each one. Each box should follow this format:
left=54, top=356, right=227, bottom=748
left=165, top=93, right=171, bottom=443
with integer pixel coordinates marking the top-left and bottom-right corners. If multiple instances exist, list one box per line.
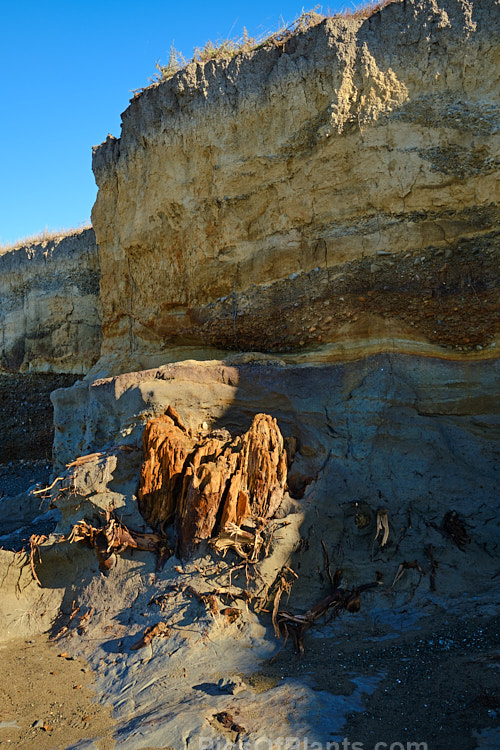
left=138, top=410, right=287, bottom=555
left=137, top=405, right=195, bottom=527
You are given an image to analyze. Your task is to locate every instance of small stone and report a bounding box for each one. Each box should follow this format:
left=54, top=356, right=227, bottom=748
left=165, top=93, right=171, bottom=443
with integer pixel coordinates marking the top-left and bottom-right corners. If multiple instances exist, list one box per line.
left=217, top=677, right=247, bottom=695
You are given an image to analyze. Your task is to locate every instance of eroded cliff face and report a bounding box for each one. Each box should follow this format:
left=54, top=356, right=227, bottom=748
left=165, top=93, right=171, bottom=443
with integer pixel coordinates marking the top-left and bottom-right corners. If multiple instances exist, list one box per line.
left=0, top=229, right=102, bottom=373
left=92, top=0, right=499, bottom=373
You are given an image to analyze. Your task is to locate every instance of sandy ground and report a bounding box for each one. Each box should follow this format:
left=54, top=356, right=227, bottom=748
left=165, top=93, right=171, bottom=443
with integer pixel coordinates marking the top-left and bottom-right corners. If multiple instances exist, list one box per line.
left=0, top=633, right=115, bottom=749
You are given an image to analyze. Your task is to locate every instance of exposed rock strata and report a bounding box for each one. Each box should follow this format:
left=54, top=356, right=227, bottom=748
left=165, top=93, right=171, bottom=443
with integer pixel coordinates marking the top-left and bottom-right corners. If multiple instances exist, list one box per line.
left=91, top=0, right=499, bottom=372
left=0, top=229, right=102, bottom=373
left=51, top=355, right=499, bottom=513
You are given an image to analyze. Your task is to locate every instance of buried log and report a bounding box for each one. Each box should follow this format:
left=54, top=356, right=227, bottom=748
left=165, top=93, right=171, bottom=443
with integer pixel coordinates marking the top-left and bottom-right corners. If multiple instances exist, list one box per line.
left=271, top=573, right=381, bottom=658
left=138, top=409, right=288, bottom=556
left=67, top=511, right=172, bottom=573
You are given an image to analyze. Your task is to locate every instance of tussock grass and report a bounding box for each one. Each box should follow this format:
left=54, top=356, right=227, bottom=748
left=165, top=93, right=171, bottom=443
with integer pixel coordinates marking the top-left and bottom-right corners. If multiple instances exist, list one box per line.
left=146, top=1, right=396, bottom=87
left=0, top=222, right=92, bottom=255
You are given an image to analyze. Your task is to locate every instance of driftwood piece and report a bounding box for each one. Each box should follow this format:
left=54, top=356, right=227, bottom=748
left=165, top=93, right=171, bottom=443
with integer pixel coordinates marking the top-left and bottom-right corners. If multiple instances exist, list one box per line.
left=32, top=477, right=65, bottom=496
left=221, top=607, right=241, bottom=623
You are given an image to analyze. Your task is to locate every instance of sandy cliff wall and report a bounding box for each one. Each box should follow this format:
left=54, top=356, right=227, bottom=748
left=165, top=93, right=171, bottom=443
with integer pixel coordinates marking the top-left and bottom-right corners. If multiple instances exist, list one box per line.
left=0, top=229, right=102, bottom=373
left=92, top=0, right=499, bottom=373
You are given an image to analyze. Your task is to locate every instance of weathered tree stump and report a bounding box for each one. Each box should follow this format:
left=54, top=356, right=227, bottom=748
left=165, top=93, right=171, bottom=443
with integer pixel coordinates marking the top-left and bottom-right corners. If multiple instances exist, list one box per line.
left=137, top=406, right=195, bottom=528
left=138, top=410, right=287, bottom=556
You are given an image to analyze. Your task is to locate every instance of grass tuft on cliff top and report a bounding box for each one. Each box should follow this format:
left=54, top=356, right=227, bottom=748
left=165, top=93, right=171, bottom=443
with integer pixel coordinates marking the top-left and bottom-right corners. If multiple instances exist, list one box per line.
left=0, top=222, right=92, bottom=255
left=146, top=1, right=396, bottom=87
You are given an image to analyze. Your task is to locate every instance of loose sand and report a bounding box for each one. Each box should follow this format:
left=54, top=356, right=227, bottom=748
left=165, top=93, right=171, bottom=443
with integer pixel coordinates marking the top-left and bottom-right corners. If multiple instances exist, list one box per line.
left=0, top=633, right=115, bottom=749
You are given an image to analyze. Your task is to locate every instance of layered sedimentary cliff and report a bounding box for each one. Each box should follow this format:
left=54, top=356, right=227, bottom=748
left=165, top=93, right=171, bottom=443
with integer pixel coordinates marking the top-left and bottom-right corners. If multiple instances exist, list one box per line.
left=92, top=0, right=499, bottom=373
left=1, top=3, right=499, bottom=745
left=0, top=229, right=102, bottom=373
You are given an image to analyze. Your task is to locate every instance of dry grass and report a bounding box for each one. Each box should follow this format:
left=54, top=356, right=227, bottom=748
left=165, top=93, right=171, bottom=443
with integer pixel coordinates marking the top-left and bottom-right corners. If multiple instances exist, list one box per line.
left=0, top=222, right=91, bottom=255
left=146, top=1, right=396, bottom=87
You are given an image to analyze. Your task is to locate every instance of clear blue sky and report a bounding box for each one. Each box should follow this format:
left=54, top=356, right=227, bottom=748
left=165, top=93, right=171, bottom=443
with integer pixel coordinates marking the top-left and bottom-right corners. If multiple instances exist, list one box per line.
left=0, top=0, right=348, bottom=246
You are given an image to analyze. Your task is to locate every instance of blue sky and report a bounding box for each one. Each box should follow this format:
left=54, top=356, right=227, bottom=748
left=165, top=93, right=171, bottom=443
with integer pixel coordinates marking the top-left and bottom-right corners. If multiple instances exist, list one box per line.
left=0, top=0, right=348, bottom=246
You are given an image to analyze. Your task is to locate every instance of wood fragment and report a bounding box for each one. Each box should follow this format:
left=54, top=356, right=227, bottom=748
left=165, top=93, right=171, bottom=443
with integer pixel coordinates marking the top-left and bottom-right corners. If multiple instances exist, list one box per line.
left=214, top=711, right=246, bottom=734
left=375, top=507, right=390, bottom=547
left=130, top=622, right=170, bottom=650
left=221, top=607, right=241, bottom=623
left=164, top=405, right=189, bottom=433
left=32, top=477, right=65, bottom=495
left=391, top=559, right=424, bottom=589
left=211, top=522, right=263, bottom=562
left=182, top=585, right=221, bottom=615
left=270, top=566, right=298, bottom=637
left=66, top=452, right=104, bottom=468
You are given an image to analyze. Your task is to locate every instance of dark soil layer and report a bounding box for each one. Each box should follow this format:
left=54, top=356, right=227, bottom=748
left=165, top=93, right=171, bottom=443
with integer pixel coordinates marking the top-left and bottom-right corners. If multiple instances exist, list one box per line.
left=189, top=236, right=500, bottom=354
left=0, top=373, right=79, bottom=463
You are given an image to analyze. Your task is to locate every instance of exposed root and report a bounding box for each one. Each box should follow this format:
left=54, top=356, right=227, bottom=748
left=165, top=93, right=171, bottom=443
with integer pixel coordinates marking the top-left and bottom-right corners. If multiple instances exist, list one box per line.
left=271, top=572, right=381, bottom=658
left=29, top=534, right=48, bottom=586
left=211, top=521, right=264, bottom=562
left=131, top=622, right=171, bottom=650
left=441, top=510, right=471, bottom=551
left=67, top=511, right=172, bottom=572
